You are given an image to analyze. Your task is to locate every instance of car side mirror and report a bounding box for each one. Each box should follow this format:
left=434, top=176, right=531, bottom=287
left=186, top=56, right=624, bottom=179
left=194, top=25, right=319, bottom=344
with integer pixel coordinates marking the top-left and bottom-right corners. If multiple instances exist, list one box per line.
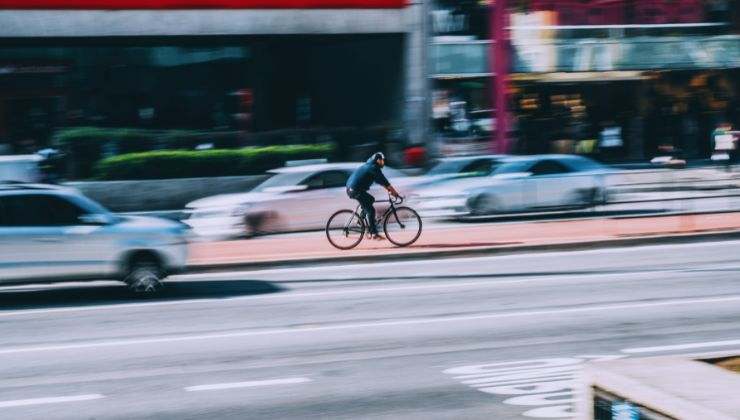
left=79, top=214, right=112, bottom=225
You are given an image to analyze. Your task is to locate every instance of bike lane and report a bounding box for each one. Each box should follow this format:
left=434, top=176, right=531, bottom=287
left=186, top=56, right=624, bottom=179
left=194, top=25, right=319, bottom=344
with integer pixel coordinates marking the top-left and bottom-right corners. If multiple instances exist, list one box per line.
left=187, top=212, right=740, bottom=269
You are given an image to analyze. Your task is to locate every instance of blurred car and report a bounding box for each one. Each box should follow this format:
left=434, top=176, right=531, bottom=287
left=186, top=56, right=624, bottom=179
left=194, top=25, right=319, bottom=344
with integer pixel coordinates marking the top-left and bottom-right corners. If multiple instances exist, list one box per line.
left=0, top=155, right=42, bottom=182
left=0, top=182, right=188, bottom=294
left=412, top=155, right=616, bottom=217
left=418, top=155, right=505, bottom=185
left=185, top=163, right=409, bottom=238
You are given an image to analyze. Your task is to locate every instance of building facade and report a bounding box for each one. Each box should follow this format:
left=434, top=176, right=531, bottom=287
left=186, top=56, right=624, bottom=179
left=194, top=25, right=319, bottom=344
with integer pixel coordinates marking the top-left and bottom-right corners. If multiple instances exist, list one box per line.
left=0, top=0, right=429, bottom=160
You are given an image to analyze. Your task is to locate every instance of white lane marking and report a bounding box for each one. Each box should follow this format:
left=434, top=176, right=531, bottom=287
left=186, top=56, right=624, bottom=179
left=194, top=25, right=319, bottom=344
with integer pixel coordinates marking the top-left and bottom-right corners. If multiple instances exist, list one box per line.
left=185, top=377, right=311, bottom=392
left=444, top=356, right=623, bottom=419
left=2, top=294, right=740, bottom=355
left=0, top=269, right=679, bottom=319
left=0, top=394, right=104, bottom=408
left=622, top=339, right=740, bottom=354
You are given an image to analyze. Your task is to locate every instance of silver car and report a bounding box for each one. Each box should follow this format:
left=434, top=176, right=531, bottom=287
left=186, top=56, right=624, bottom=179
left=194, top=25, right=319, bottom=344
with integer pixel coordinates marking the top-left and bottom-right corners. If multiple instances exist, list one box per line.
left=412, top=155, right=615, bottom=217
left=0, top=183, right=189, bottom=294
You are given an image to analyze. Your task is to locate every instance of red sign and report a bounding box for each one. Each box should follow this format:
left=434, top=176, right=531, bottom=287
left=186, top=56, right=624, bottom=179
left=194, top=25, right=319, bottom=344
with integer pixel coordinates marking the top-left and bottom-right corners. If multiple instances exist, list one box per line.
left=0, top=0, right=405, bottom=8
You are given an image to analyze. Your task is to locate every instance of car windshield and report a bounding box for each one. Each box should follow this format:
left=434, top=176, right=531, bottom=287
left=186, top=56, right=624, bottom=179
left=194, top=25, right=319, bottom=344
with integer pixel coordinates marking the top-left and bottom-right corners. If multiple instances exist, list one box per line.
left=71, top=194, right=114, bottom=216
left=253, top=172, right=312, bottom=192
left=427, top=160, right=472, bottom=176
left=492, top=161, right=533, bottom=175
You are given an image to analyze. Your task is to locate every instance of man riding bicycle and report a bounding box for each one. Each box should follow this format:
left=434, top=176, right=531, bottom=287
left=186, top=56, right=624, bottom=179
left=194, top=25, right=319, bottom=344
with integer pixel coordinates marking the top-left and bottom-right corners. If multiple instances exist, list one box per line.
left=346, top=152, right=401, bottom=240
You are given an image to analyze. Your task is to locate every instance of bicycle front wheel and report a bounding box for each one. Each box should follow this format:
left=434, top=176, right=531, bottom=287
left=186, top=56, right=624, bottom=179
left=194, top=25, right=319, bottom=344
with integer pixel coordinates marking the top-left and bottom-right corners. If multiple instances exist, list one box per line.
left=384, top=206, right=422, bottom=247
left=326, top=209, right=365, bottom=250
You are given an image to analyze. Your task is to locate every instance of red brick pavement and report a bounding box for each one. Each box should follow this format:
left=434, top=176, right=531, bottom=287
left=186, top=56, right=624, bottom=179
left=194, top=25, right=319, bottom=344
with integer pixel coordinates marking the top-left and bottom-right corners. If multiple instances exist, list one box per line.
left=189, top=212, right=740, bottom=267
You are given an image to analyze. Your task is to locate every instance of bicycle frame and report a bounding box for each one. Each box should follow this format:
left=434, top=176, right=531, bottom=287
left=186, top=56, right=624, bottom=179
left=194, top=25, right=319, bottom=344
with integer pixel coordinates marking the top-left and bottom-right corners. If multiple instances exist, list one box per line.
left=345, top=195, right=406, bottom=234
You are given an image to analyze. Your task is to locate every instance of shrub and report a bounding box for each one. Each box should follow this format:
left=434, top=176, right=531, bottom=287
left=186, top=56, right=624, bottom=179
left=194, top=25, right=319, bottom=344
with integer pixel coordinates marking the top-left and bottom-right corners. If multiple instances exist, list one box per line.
left=94, top=144, right=335, bottom=180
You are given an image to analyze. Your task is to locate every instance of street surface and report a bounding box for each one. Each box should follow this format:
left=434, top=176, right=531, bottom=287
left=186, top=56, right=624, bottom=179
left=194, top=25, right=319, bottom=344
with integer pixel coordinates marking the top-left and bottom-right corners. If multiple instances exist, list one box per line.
left=2, top=240, right=740, bottom=419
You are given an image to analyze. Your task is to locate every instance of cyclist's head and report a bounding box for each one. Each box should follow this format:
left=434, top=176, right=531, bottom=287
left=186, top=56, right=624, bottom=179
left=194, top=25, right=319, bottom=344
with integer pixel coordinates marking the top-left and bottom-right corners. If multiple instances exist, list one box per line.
left=371, top=152, right=386, bottom=167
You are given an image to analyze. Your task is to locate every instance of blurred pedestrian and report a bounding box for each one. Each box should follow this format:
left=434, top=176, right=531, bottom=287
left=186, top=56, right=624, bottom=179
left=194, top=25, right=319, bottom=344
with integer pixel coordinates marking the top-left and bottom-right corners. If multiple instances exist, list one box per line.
left=403, top=145, right=427, bottom=168
left=598, top=121, right=623, bottom=162
left=711, top=121, right=737, bottom=172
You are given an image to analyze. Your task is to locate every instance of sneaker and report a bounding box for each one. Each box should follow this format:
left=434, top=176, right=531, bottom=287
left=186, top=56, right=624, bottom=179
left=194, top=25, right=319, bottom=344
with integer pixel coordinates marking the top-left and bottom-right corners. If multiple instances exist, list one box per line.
left=371, top=234, right=386, bottom=240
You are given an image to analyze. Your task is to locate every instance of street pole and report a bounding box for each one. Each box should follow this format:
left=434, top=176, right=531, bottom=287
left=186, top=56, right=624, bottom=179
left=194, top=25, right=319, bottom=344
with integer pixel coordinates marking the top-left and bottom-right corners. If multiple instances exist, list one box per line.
left=491, top=0, right=510, bottom=153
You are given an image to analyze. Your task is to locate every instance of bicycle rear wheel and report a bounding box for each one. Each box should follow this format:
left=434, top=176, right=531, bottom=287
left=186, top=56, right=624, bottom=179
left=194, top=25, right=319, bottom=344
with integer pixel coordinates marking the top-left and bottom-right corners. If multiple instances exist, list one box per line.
left=326, top=209, right=366, bottom=250
left=383, top=206, right=422, bottom=247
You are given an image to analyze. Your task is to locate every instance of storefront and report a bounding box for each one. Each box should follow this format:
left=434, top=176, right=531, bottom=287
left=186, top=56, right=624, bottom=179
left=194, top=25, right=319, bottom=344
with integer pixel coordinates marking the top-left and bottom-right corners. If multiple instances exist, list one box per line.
left=431, top=0, right=740, bottom=160
left=430, top=0, right=494, bottom=156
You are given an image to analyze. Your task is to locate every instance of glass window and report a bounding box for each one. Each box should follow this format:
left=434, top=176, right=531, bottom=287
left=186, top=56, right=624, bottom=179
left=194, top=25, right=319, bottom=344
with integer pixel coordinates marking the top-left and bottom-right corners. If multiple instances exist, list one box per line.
left=323, top=171, right=350, bottom=188
left=0, top=194, right=85, bottom=226
left=303, top=171, right=349, bottom=190
left=493, top=161, right=532, bottom=175
left=530, top=160, right=570, bottom=176
left=428, top=160, right=470, bottom=175
left=461, top=159, right=496, bottom=174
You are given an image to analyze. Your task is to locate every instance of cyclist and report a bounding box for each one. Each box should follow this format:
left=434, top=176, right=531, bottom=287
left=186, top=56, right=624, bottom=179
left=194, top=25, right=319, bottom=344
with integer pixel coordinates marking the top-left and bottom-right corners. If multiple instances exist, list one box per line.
left=346, top=152, right=401, bottom=240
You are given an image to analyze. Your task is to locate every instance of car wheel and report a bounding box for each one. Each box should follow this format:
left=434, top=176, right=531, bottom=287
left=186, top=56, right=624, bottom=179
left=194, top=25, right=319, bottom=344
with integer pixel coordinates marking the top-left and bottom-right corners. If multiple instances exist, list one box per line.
left=586, top=187, right=608, bottom=207
left=245, top=212, right=282, bottom=237
left=470, top=194, right=497, bottom=216
left=125, top=258, right=164, bottom=296
left=596, top=188, right=609, bottom=206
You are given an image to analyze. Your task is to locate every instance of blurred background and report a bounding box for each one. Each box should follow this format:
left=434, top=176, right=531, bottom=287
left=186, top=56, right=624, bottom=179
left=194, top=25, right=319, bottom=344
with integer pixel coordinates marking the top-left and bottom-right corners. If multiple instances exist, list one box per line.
left=0, top=0, right=738, bottom=228
left=0, top=0, right=736, bottom=176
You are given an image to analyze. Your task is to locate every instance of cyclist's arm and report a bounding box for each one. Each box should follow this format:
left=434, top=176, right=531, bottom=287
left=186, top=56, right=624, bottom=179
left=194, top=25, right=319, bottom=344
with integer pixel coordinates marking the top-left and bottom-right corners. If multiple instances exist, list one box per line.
left=375, top=169, right=399, bottom=197
left=386, top=185, right=401, bottom=198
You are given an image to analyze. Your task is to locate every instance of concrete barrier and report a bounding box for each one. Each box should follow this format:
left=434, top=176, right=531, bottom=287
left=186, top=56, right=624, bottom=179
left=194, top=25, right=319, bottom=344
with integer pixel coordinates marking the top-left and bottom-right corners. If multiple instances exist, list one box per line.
left=578, top=353, right=740, bottom=420
left=66, top=175, right=268, bottom=212
left=64, top=166, right=739, bottom=213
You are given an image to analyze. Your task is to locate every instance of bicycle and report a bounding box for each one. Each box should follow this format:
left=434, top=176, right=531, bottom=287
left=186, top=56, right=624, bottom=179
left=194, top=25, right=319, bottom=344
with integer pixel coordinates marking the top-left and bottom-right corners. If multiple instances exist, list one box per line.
left=325, top=195, right=422, bottom=250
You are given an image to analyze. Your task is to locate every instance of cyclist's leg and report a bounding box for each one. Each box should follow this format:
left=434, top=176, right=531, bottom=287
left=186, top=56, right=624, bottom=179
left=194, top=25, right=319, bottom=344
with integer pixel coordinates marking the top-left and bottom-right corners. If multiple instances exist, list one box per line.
left=356, top=191, right=377, bottom=235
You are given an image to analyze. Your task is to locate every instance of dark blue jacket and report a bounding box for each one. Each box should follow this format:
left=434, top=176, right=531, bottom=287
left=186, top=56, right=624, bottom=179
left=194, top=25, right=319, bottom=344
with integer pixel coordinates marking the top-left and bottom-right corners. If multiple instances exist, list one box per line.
left=346, top=157, right=390, bottom=192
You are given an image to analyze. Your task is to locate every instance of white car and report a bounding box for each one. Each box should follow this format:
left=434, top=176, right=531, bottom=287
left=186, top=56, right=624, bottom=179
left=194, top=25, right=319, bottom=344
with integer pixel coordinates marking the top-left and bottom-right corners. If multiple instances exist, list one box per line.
left=0, top=183, right=189, bottom=294
left=185, top=163, right=409, bottom=238
left=412, top=155, right=615, bottom=217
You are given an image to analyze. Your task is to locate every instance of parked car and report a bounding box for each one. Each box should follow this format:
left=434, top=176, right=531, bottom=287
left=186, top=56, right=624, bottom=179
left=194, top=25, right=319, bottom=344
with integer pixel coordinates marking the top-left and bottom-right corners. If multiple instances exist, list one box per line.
left=0, top=182, right=188, bottom=294
left=411, top=155, right=616, bottom=217
left=185, top=163, right=410, bottom=238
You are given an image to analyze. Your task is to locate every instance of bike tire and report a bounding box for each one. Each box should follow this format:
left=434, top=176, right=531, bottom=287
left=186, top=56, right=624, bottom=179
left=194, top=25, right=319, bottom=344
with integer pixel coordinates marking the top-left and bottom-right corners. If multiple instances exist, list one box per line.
left=383, top=206, right=422, bottom=247
left=326, top=209, right=366, bottom=250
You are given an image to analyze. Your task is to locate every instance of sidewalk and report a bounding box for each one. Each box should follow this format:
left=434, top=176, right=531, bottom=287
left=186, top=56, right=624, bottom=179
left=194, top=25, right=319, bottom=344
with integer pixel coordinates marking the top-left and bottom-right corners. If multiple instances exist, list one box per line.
left=188, top=212, right=740, bottom=270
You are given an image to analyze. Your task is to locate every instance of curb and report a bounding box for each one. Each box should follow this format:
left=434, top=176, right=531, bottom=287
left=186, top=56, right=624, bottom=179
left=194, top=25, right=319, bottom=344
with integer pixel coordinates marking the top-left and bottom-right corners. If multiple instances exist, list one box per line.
left=186, top=229, right=740, bottom=274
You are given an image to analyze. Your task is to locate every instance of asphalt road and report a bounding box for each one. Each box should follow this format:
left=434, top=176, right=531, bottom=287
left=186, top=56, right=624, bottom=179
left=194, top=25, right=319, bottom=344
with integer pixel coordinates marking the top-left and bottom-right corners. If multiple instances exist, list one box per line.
left=2, top=240, right=740, bottom=419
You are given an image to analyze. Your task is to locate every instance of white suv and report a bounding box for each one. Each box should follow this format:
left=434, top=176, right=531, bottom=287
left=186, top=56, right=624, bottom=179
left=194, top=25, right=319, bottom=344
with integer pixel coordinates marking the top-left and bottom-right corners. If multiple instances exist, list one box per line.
left=0, top=183, right=188, bottom=294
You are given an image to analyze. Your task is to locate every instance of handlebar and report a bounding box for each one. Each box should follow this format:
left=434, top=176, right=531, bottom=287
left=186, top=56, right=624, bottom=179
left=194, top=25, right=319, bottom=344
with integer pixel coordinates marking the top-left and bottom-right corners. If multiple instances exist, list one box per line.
left=389, top=194, right=404, bottom=205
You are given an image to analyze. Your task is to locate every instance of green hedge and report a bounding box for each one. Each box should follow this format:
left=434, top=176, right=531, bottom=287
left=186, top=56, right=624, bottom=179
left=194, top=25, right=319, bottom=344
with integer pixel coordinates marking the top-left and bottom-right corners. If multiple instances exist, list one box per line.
left=54, top=127, right=233, bottom=148
left=94, top=144, right=336, bottom=180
